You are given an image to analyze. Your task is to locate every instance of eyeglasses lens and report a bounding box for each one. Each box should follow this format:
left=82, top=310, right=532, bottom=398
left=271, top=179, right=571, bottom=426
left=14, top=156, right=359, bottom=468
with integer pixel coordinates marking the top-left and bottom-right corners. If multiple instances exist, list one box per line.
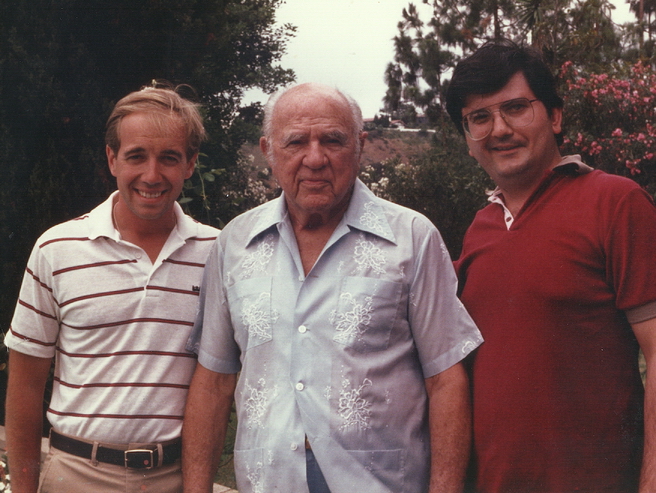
left=464, top=98, right=535, bottom=140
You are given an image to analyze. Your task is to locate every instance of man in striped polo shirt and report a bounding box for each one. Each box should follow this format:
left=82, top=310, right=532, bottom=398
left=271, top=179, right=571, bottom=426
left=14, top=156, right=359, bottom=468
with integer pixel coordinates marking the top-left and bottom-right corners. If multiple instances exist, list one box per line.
left=5, top=85, right=218, bottom=493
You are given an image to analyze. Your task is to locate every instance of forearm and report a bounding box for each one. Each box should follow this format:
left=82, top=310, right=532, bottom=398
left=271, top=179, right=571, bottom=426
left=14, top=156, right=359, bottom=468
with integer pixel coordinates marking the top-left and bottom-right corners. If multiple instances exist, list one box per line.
left=182, top=364, right=236, bottom=493
left=425, top=363, right=471, bottom=493
left=640, top=366, right=656, bottom=492
left=631, top=317, right=656, bottom=492
left=5, top=350, right=51, bottom=493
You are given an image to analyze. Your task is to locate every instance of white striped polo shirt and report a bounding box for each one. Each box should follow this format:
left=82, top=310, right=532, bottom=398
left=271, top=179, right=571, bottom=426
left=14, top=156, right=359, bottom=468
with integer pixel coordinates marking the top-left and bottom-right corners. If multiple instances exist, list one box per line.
left=5, top=191, right=219, bottom=443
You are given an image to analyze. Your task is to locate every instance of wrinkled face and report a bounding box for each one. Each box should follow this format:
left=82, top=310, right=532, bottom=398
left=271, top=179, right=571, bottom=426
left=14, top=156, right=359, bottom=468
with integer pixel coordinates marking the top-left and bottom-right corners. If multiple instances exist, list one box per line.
left=107, top=112, right=195, bottom=224
left=463, top=72, right=562, bottom=189
left=261, top=89, right=365, bottom=223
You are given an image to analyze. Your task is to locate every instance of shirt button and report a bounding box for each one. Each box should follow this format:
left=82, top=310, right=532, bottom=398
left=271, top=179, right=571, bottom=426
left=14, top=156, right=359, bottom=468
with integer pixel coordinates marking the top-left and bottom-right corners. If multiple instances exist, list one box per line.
left=290, top=443, right=298, bottom=451
left=298, top=325, right=307, bottom=333
left=295, top=382, right=304, bottom=391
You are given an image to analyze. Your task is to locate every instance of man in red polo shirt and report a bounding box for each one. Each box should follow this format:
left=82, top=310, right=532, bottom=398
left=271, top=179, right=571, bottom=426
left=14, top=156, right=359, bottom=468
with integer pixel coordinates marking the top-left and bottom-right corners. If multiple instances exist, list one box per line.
left=446, top=39, right=656, bottom=492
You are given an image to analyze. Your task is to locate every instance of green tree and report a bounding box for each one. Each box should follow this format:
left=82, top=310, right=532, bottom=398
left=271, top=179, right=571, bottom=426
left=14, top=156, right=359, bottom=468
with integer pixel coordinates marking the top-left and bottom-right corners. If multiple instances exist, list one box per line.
left=383, top=0, right=626, bottom=123
left=374, top=0, right=646, bottom=263
left=383, top=0, right=518, bottom=124
left=0, top=0, right=295, bottom=384
left=359, top=123, right=492, bottom=257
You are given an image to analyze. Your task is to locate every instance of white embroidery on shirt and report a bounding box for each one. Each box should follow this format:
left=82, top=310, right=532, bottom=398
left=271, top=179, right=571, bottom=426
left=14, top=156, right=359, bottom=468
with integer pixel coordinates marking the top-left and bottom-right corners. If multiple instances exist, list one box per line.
left=324, top=386, right=333, bottom=400
left=360, top=201, right=385, bottom=234
left=440, top=242, right=450, bottom=258
left=462, top=340, right=478, bottom=354
left=353, top=238, right=387, bottom=274
left=242, top=292, right=276, bottom=341
left=246, top=461, right=263, bottom=493
left=267, top=449, right=274, bottom=466
left=409, top=291, right=417, bottom=307
left=243, top=377, right=272, bottom=429
left=240, top=234, right=274, bottom=279
left=331, top=293, right=374, bottom=345
left=338, top=377, right=373, bottom=431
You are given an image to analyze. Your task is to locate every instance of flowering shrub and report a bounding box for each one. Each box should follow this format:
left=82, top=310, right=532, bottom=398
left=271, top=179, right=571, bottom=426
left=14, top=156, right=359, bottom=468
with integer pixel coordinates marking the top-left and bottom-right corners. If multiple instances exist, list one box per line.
left=181, top=153, right=276, bottom=228
left=0, top=455, right=10, bottom=492
left=358, top=130, right=491, bottom=257
left=559, top=60, right=656, bottom=195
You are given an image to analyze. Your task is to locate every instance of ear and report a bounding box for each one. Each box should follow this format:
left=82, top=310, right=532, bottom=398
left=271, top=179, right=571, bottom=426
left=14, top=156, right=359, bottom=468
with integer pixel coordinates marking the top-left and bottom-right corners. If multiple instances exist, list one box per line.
left=185, top=153, right=198, bottom=180
left=551, top=107, right=563, bottom=136
left=259, top=136, right=270, bottom=159
left=358, top=131, right=368, bottom=157
left=106, top=145, right=118, bottom=177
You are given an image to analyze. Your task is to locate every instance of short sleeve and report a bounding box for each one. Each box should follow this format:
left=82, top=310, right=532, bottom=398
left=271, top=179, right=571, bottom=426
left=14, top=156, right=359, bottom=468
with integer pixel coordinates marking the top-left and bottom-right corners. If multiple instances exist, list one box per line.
left=606, top=187, right=656, bottom=312
left=187, top=237, right=241, bottom=374
left=408, top=225, right=482, bottom=378
left=5, top=241, right=60, bottom=358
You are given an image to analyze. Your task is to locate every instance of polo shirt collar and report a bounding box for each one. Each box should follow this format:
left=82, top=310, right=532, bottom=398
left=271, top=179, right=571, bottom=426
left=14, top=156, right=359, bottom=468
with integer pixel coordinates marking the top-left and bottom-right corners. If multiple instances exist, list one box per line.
left=246, top=179, right=397, bottom=246
left=552, top=154, right=594, bottom=175
left=487, top=154, right=593, bottom=202
left=86, top=190, right=202, bottom=242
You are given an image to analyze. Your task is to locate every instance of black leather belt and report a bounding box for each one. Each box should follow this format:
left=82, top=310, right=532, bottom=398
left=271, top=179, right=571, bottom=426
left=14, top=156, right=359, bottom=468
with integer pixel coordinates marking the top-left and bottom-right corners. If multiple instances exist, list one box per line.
left=50, top=430, right=181, bottom=469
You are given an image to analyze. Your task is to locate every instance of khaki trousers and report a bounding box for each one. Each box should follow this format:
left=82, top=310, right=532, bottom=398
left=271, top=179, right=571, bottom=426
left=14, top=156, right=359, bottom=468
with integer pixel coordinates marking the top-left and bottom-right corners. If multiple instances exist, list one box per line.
left=38, top=446, right=182, bottom=493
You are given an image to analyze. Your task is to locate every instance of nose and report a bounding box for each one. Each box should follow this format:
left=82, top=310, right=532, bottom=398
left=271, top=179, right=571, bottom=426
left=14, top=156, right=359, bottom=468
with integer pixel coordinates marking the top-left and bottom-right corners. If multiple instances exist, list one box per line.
left=489, top=110, right=513, bottom=137
left=302, top=141, right=328, bottom=169
left=142, top=157, right=162, bottom=184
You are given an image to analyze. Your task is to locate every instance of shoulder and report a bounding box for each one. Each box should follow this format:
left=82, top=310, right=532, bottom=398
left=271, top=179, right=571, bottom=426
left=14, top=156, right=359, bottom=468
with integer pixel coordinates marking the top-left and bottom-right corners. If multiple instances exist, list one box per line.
left=353, top=180, right=438, bottom=236
left=581, top=169, right=644, bottom=191
left=569, top=170, right=655, bottom=212
left=186, top=218, right=220, bottom=239
left=221, top=198, right=282, bottom=239
left=34, top=213, right=96, bottom=249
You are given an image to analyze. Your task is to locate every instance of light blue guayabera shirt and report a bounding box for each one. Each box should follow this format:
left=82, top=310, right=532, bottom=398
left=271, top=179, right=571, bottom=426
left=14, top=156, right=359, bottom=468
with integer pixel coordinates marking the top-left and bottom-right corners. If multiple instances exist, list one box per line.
left=189, top=179, right=482, bottom=493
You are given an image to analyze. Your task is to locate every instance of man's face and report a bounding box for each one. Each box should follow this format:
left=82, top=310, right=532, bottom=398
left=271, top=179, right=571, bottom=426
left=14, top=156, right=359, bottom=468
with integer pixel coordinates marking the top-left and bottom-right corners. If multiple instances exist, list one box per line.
left=107, top=112, right=195, bottom=223
left=261, top=89, right=366, bottom=223
left=462, top=72, right=562, bottom=190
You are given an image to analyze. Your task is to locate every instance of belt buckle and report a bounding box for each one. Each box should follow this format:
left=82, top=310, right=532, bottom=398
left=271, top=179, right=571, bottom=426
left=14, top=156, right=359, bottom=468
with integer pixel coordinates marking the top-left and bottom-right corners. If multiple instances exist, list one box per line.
left=124, top=448, right=155, bottom=469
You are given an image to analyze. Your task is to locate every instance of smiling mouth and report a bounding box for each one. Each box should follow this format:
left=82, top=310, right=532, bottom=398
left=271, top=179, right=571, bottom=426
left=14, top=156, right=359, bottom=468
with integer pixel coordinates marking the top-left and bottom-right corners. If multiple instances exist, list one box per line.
left=490, top=142, right=522, bottom=152
left=138, top=190, right=165, bottom=199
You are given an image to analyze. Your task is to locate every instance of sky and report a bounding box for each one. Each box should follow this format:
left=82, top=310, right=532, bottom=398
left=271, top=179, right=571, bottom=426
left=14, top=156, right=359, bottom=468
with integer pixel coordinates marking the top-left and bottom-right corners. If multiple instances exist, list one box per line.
left=243, top=0, right=635, bottom=119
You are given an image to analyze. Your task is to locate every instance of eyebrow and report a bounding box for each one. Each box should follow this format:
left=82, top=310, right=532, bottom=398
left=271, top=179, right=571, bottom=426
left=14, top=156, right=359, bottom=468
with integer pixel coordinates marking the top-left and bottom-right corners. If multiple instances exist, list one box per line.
left=464, top=98, right=531, bottom=118
left=280, top=133, right=307, bottom=146
left=161, top=149, right=184, bottom=159
left=122, top=147, right=184, bottom=159
left=323, top=130, right=349, bottom=142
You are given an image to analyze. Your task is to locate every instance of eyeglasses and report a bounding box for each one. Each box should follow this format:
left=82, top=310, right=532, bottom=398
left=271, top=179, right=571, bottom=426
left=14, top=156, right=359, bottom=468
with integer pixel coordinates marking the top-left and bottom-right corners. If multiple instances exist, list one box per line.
left=462, top=98, right=539, bottom=141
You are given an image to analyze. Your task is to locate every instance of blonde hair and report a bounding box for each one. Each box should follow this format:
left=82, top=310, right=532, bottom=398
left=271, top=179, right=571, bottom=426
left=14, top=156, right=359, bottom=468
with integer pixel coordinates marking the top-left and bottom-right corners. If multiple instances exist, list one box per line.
left=105, top=83, right=206, bottom=159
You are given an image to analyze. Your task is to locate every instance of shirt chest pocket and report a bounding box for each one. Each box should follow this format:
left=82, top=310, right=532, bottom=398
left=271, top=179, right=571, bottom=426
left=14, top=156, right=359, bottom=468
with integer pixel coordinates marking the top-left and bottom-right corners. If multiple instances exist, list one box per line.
left=227, top=277, right=275, bottom=351
left=331, top=277, right=404, bottom=352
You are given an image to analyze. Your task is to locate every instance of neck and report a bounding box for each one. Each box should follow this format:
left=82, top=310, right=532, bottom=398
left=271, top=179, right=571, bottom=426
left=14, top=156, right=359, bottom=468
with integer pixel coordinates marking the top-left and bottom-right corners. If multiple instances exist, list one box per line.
left=288, top=204, right=349, bottom=276
left=113, top=199, right=176, bottom=263
left=496, top=152, right=563, bottom=216
left=113, top=200, right=176, bottom=237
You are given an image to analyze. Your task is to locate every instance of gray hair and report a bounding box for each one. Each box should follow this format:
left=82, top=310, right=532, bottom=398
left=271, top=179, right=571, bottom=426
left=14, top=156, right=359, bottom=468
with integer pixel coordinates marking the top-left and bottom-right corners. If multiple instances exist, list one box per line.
left=262, top=83, right=364, bottom=149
